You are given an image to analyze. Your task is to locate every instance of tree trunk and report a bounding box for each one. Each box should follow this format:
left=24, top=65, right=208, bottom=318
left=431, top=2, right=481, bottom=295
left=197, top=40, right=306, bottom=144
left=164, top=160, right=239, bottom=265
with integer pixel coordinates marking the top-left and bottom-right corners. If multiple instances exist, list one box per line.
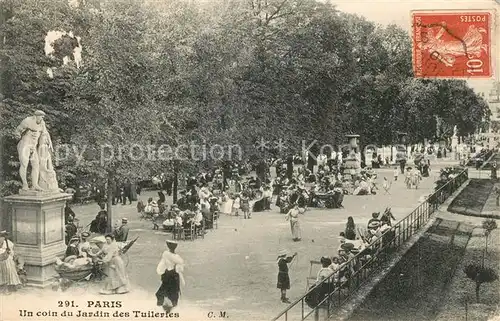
left=475, top=282, right=481, bottom=303
left=483, top=234, right=488, bottom=267
left=172, top=161, right=179, bottom=204
left=106, top=172, right=114, bottom=234
left=286, top=156, right=293, bottom=180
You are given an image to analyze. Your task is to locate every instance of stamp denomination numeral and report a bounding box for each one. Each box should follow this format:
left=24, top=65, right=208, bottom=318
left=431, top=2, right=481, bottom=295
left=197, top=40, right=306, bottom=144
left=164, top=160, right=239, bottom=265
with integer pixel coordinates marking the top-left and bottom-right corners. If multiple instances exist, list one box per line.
left=467, top=59, right=483, bottom=74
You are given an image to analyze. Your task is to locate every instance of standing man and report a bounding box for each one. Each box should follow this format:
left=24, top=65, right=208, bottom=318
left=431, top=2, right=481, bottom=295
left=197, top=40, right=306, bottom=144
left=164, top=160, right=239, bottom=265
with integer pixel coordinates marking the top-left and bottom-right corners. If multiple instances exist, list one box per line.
left=15, top=110, right=52, bottom=191
left=156, top=240, right=185, bottom=312
left=122, top=179, right=132, bottom=205
left=114, top=218, right=129, bottom=242
left=64, top=201, right=76, bottom=224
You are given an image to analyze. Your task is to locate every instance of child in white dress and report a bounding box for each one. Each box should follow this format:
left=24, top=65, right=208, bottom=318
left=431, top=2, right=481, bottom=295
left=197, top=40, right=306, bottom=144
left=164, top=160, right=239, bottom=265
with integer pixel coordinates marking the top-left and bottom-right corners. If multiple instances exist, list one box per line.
left=232, top=194, right=241, bottom=216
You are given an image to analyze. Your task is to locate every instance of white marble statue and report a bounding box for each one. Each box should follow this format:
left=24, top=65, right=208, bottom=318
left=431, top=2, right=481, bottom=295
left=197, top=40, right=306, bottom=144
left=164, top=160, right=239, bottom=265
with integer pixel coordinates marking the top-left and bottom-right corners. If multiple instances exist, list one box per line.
left=15, top=110, right=58, bottom=192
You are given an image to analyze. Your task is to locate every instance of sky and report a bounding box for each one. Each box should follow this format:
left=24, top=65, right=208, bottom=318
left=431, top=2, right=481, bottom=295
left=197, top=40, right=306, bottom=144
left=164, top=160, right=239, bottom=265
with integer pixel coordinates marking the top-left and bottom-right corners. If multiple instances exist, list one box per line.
left=330, top=0, right=500, bottom=96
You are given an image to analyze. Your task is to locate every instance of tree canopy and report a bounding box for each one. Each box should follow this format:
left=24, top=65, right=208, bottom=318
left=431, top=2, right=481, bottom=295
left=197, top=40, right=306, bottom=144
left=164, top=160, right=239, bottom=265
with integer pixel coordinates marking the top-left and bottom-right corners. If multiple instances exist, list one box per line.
left=0, top=0, right=491, bottom=196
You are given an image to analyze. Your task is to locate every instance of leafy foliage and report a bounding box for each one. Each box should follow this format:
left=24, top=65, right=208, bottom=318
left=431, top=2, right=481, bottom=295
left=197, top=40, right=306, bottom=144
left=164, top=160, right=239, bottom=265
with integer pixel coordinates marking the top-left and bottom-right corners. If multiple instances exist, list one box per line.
left=482, top=218, right=498, bottom=234
left=0, top=0, right=491, bottom=197
left=464, top=264, right=498, bottom=302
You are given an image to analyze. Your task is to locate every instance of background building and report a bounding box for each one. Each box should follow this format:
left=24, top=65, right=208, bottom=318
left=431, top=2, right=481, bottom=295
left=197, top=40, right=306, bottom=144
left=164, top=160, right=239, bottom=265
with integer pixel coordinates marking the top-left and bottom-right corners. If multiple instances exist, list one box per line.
left=487, top=83, right=500, bottom=148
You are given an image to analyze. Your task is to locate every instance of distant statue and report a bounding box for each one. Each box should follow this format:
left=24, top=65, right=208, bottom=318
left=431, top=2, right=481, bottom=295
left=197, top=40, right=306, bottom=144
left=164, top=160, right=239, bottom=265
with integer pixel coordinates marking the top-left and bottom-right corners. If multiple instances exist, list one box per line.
left=15, top=110, right=55, bottom=192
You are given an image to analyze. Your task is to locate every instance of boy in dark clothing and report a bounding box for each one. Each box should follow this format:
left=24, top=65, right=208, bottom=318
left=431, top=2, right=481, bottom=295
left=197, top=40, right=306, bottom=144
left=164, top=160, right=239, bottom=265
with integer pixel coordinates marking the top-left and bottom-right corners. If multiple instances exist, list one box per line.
left=277, top=250, right=297, bottom=303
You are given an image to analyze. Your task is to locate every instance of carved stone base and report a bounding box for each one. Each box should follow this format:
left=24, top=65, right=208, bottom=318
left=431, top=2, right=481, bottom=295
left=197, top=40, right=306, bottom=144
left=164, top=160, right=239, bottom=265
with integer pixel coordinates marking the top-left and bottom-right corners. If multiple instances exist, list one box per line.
left=18, top=189, right=60, bottom=197
left=22, top=252, right=62, bottom=288
left=2, top=192, right=72, bottom=287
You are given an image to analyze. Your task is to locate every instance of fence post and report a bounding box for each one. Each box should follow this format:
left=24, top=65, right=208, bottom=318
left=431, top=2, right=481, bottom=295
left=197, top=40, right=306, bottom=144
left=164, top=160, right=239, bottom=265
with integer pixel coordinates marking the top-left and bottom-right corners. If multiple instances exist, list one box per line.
left=314, top=308, right=319, bottom=321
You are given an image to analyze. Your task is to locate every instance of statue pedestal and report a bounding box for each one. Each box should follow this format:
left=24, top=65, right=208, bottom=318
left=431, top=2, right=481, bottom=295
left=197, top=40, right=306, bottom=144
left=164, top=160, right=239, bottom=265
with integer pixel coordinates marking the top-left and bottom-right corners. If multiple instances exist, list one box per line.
left=2, top=192, right=72, bottom=287
left=344, top=158, right=361, bottom=173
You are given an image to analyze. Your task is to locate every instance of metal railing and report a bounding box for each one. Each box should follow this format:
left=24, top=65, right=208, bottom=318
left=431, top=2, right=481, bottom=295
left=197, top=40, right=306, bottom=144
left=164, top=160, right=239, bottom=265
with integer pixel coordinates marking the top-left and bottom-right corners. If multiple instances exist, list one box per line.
left=271, top=168, right=469, bottom=321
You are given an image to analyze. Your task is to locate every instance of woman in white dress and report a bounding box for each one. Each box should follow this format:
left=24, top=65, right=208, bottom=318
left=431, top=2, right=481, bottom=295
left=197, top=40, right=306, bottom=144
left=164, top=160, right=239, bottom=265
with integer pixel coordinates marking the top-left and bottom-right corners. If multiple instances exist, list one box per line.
left=98, top=234, right=130, bottom=294
left=0, top=231, right=22, bottom=293
left=220, top=190, right=233, bottom=215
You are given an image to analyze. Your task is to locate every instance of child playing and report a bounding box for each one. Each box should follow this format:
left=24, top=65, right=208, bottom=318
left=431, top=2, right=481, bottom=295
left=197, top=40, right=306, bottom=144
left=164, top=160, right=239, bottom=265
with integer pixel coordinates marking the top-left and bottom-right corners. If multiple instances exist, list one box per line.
left=277, top=250, right=297, bottom=303
left=382, top=177, right=391, bottom=194
left=232, top=194, right=241, bottom=216
left=241, top=192, right=251, bottom=219
left=393, top=167, right=399, bottom=181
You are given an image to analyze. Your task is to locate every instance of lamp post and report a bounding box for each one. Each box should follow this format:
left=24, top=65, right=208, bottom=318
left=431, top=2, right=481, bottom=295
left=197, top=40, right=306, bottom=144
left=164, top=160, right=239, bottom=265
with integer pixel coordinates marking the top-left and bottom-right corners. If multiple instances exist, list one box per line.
left=345, top=134, right=361, bottom=175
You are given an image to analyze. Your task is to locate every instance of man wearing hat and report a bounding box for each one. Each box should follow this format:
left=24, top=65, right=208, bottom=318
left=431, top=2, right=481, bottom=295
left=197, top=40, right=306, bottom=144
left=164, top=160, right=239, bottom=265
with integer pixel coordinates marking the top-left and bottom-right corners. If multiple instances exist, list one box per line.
left=276, top=249, right=297, bottom=303
left=15, top=110, right=52, bottom=191
left=78, top=232, right=92, bottom=257
left=114, top=218, right=129, bottom=242
left=156, top=240, right=185, bottom=312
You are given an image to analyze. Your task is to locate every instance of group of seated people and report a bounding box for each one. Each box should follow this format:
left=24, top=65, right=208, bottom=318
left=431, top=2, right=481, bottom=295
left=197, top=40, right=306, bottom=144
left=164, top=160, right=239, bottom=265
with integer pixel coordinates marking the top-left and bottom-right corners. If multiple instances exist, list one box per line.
left=161, top=203, right=212, bottom=233
left=273, top=166, right=381, bottom=212
left=306, top=210, right=398, bottom=307
left=139, top=170, right=277, bottom=226
left=275, top=170, right=338, bottom=211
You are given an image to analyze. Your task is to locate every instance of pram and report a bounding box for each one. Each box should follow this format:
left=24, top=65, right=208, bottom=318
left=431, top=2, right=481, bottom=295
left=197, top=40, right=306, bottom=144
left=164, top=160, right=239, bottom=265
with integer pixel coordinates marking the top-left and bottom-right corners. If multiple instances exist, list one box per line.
left=53, top=236, right=138, bottom=291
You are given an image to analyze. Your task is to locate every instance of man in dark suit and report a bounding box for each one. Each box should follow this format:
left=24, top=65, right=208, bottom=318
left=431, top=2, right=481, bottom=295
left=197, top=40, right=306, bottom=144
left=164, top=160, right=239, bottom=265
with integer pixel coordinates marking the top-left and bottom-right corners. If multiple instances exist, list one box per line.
left=176, top=191, right=188, bottom=211
left=123, top=179, right=132, bottom=205
left=114, top=218, right=130, bottom=242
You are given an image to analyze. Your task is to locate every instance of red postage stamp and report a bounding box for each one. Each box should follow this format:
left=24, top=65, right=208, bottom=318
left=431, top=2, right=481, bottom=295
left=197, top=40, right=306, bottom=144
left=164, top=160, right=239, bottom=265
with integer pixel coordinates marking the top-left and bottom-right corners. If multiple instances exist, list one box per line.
left=412, top=11, right=492, bottom=78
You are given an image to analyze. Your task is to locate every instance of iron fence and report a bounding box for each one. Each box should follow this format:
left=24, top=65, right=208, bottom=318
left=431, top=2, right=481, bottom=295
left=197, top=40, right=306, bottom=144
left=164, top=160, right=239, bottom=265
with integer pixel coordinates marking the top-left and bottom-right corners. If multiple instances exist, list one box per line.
left=271, top=168, right=469, bottom=321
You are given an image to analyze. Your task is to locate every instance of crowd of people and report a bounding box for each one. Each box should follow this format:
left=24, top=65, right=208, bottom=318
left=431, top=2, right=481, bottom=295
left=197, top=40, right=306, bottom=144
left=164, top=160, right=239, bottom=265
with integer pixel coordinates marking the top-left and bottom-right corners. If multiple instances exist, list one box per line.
left=137, top=169, right=270, bottom=237
left=304, top=209, right=398, bottom=307
left=1, top=143, right=472, bottom=311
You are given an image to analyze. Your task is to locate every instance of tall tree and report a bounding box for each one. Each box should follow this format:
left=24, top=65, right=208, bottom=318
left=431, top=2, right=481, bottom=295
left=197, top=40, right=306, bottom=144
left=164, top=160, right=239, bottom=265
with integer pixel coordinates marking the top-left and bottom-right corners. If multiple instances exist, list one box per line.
left=65, top=0, right=165, bottom=231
